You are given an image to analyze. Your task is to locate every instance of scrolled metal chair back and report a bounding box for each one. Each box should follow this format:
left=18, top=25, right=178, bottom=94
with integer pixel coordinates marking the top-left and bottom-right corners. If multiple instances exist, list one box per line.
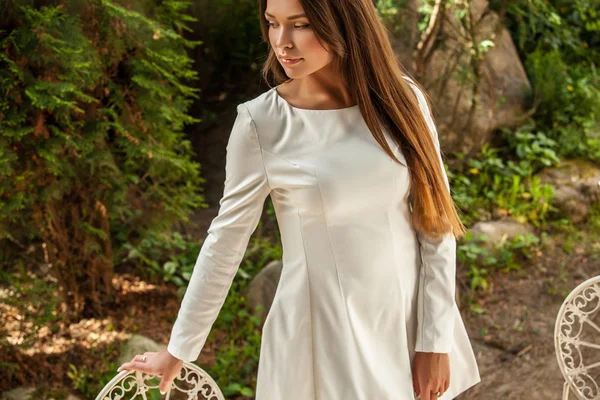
left=95, top=361, right=225, bottom=400
left=555, top=275, right=600, bottom=400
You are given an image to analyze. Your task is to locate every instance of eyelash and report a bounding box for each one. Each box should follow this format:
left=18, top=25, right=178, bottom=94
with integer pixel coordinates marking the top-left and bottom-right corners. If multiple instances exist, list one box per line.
left=266, top=22, right=310, bottom=29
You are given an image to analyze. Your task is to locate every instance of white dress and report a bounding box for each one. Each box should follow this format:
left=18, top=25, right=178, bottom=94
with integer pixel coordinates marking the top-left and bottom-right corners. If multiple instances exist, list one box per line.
left=167, top=76, right=481, bottom=399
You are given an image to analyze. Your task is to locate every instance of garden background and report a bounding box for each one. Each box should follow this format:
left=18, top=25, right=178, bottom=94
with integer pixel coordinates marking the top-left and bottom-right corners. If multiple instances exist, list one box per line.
left=1, top=0, right=599, bottom=398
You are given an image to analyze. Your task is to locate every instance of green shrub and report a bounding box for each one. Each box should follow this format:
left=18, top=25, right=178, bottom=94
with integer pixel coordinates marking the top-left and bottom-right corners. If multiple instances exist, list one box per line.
left=500, top=0, right=600, bottom=160
left=0, top=0, right=204, bottom=317
left=451, top=138, right=557, bottom=227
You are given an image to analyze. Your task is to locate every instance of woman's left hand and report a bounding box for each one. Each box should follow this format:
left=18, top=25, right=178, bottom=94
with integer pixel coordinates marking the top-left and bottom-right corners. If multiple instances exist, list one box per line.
left=411, top=351, right=450, bottom=400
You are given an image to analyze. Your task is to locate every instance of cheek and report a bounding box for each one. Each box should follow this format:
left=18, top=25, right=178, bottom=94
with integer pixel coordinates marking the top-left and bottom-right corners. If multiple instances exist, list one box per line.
left=268, top=29, right=329, bottom=56
left=301, top=35, right=332, bottom=63
left=268, top=30, right=276, bottom=46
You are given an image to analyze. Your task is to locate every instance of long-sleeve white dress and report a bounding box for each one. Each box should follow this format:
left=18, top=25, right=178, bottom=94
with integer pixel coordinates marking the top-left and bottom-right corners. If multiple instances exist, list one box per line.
left=167, top=76, right=481, bottom=399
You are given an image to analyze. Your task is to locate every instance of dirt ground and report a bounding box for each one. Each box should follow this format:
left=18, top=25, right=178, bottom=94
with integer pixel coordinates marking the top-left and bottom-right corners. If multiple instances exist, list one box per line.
left=459, top=230, right=599, bottom=399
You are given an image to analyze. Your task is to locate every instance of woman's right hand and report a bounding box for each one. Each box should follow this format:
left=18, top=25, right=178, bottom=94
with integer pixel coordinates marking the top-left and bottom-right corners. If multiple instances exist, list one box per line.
left=117, top=348, right=184, bottom=394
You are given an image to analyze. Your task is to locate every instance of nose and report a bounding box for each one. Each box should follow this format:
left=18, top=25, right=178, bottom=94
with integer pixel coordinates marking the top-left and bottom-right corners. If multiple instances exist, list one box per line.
left=273, top=27, right=294, bottom=52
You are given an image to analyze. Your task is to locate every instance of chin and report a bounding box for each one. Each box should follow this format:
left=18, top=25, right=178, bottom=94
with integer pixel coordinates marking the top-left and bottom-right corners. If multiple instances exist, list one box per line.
left=285, top=70, right=307, bottom=79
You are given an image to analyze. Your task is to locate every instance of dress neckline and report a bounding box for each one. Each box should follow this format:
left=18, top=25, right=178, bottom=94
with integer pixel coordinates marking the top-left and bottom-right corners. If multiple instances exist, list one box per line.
left=272, top=85, right=359, bottom=113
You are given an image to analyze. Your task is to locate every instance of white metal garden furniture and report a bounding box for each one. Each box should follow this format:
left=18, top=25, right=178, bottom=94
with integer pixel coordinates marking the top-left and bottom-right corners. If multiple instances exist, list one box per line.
left=555, top=275, right=600, bottom=400
left=95, top=361, right=225, bottom=400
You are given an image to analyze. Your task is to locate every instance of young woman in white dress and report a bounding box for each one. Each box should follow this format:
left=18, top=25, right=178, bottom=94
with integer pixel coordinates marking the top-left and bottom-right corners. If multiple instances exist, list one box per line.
left=118, top=0, right=481, bottom=398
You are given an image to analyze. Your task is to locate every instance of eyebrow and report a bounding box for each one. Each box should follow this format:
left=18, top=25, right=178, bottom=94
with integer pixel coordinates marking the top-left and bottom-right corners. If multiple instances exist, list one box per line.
left=264, top=11, right=307, bottom=20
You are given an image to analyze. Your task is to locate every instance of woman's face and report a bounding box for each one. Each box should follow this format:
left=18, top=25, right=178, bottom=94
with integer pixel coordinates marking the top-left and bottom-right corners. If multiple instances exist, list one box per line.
left=265, top=0, right=334, bottom=78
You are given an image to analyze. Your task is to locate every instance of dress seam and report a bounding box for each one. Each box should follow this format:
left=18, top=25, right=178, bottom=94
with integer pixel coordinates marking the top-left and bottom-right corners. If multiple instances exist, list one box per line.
left=418, top=245, right=428, bottom=351
left=314, top=171, right=362, bottom=373
left=296, top=203, right=318, bottom=400
left=241, top=103, right=273, bottom=192
left=260, top=146, right=299, bottom=167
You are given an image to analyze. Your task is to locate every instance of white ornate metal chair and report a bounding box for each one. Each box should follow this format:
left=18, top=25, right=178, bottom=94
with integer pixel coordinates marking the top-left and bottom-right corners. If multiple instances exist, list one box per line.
left=555, top=275, right=600, bottom=400
left=95, top=361, right=225, bottom=400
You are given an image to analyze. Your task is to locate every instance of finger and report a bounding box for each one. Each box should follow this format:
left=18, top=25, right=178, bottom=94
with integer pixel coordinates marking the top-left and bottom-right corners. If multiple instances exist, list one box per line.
left=421, top=386, right=431, bottom=400
left=444, top=380, right=449, bottom=392
left=131, top=354, right=147, bottom=363
left=412, top=374, right=420, bottom=396
left=414, top=384, right=420, bottom=397
left=118, top=361, right=154, bottom=374
left=159, top=375, right=176, bottom=394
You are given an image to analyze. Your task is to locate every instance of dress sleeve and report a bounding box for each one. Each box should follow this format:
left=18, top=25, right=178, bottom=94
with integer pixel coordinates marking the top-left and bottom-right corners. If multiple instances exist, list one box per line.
left=406, top=79, right=457, bottom=354
left=167, top=103, right=271, bottom=362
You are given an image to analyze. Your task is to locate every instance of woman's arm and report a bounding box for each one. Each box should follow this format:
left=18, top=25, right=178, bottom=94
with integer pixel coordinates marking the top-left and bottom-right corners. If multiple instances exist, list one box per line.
left=167, top=103, right=271, bottom=362
left=406, top=78, right=457, bottom=354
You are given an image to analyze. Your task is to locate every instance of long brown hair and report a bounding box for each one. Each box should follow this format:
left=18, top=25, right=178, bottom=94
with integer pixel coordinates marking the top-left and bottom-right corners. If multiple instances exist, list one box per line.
left=258, top=0, right=467, bottom=241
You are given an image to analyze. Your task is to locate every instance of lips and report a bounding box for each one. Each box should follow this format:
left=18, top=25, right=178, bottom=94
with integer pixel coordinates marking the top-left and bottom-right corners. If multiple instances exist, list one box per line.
left=280, top=57, right=304, bottom=65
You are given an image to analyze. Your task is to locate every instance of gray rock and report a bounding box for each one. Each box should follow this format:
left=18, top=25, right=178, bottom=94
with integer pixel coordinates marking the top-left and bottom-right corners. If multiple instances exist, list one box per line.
left=470, top=218, right=535, bottom=248
left=117, top=334, right=163, bottom=366
left=537, top=159, right=600, bottom=223
left=390, top=0, right=532, bottom=155
left=552, top=186, right=589, bottom=223
left=245, top=260, right=283, bottom=325
left=1, top=387, right=37, bottom=400
left=1, top=387, right=83, bottom=400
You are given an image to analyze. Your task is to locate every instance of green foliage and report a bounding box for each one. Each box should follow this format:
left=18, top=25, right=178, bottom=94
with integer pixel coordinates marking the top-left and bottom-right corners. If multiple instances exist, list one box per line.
left=122, top=230, right=202, bottom=296
left=376, top=0, right=411, bottom=35
left=446, top=0, right=599, bottom=301
left=554, top=198, right=600, bottom=255
left=500, top=0, right=599, bottom=64
left=211, top=296, right=263, bottom=398
left=497, top=0, right=600, bottom=161
left=588, top=200, right=600, bottom=236
left=495, top=232, right=541, bottom=272
left=0, top=261, right=62, bottom=351
left=450, top=124, right=560, bottom=295
left=503, top=124, right=561, bottom=168
left=451, top=130, right=559, bottom=227
left=458, top=231, right=541, bottom=295
left=523, top=50, right=600, bottom=157
left=66, top=342, right=124, bottom=399
left=67, top=363, right=95, bottom=397
left=0, top=0, right=205, bottom=312
left=123, top=198, right=282, bottom=302
left=457, top=231, right=494, bottom=292
left=193, top=0, right=265, bottom=103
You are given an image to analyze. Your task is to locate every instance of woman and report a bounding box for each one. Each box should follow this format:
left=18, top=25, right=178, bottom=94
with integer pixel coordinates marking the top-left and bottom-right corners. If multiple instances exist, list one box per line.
left=117, top=0, right=481, bottom=398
